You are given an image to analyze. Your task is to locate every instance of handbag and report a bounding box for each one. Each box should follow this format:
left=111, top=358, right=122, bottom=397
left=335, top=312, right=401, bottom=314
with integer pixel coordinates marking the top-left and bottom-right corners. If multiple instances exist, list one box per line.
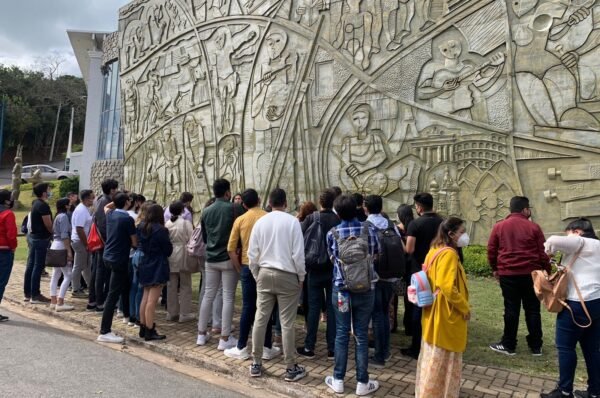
left=88, top=222, right=104, bottom=253
left=532, top=242, right=592, bottom=328
left=46, top=249, right=68, bottom=267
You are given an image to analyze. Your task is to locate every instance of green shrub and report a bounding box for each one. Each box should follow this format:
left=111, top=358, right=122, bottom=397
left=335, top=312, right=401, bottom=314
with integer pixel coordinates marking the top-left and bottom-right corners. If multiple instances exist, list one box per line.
left=462, top=245, right=492, bottom=277
left=59, top=176, right=79, bottom=198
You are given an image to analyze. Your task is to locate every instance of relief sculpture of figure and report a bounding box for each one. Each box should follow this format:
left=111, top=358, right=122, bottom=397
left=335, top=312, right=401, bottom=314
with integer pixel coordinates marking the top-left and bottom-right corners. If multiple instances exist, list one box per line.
left=295, top=0, right=329, bottom=27
left=385, top=0, right=415, bottom=51
left=209, top=26, right=257, bottom=133
left=417, top=39, right=505, bottom=120
left=218, top=135, right=241, bottom=194
left=208, top=0, right=231, bottom=18
left=366, top=0, right=383, bottom=54
left=251, top=30, right=298, bottom=187
left=160, top=128, right=182, bottom=195
left=415, top=0, right=436, bottom=31
left=124, top=77, right=140, bottom=148
left=513, top=0, right=600, bottom=130
left=149, top=4, right=170, bottom=49
left=333, top=0, right=374, bottom=70
left=142, top=71, right=165, bottom=133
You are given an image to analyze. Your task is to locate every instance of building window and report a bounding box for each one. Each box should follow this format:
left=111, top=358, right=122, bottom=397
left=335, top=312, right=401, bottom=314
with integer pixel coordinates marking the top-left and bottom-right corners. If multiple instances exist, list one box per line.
left=97, top=60, right=123, bottom=160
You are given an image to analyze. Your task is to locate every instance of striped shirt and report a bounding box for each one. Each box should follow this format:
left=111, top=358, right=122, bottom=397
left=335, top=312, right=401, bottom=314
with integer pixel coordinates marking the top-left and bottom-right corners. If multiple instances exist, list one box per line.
left=326, top=219, right=379, bottom=288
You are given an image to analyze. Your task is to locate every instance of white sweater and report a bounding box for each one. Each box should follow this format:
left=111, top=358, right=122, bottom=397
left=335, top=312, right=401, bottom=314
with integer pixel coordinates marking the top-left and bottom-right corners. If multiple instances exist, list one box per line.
left=544, top=235, right=600, bottom=302
left=248, top=210, right=306, bottom=282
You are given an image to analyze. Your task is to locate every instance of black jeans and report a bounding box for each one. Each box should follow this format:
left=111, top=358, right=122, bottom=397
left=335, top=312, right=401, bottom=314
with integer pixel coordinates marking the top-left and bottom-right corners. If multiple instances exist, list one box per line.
left=95, top=252, right=111, bottom=307
left=499, top=275, right=543, bottom=350
left=100, top=261, right=130, bottom=335
left=304, top=270, right=335, bottom=352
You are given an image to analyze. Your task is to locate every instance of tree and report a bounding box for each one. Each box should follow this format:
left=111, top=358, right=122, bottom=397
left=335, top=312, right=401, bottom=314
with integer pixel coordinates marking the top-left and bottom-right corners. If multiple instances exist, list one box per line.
left=33, top=51, right=66, bottom=81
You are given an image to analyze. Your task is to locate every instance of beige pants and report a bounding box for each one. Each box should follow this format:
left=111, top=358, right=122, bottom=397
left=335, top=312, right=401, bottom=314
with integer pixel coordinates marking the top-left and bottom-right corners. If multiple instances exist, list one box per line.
left=167, top=272, right=192, bottom=318
left=252, top=267, right=301, bottom=367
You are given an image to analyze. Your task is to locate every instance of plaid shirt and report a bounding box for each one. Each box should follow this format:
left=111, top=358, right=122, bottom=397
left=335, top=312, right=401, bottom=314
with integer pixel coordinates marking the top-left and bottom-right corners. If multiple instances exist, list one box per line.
left=327, top=219, right=379, bottom=288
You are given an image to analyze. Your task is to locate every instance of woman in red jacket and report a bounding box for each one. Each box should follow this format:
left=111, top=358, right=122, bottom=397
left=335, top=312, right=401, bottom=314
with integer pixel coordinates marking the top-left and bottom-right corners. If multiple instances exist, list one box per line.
left=0, top=189, right=18, bottom=322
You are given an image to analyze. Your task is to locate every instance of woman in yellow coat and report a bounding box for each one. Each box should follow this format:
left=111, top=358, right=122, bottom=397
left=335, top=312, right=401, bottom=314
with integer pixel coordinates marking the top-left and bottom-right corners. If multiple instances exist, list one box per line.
left=415, top=217, right=471, bottom=398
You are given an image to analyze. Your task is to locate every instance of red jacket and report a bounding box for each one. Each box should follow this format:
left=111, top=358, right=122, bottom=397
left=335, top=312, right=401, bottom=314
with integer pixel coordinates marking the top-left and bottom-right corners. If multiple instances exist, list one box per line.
left=487, top=213, right=550, bottom=276
left=0, top=209, right=17, bottom=251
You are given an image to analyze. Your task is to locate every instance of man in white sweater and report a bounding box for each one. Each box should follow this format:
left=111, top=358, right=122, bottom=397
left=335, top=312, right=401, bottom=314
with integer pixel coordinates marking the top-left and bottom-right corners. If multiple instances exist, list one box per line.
left=248, top=188, right=306, bottom=382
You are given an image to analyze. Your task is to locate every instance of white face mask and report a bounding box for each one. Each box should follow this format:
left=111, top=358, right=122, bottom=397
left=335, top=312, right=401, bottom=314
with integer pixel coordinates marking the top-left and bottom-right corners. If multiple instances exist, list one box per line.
left=457, top=233, right=470, bottom=247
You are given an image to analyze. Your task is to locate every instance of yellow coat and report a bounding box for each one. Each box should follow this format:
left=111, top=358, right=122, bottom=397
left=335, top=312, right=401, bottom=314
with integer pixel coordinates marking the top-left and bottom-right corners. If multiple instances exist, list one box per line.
left=421, top=246, right=470, bottom=353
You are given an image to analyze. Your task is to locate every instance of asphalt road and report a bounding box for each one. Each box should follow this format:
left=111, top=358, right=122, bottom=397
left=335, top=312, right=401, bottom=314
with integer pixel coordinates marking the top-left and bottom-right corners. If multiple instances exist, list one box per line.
left=0, top=310, right=242, bottom=398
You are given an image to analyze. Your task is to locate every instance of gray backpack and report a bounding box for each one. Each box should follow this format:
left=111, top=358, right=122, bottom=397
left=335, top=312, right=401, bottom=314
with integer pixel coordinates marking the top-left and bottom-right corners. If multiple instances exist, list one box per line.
left=332, top=224, right=373, bottom=293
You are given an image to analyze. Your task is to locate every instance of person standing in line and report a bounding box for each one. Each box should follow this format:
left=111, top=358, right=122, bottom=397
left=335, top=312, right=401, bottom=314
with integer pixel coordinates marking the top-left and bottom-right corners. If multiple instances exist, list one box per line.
left=137, top=204, right=172, bottom=341
left=164, top=192, right=194, bottom=224
left=165, top=201, right=195, bottom=323
left=396, top=204, right=414, bottom=334
left=197, top=179, right=243, bottom=350
left=324, top=194, right=380, bottom=396
left=24, top=183, right=53, bottom=304
left=401, top=193, right=444, bottom=359
left=353, top=193, right=367, bottom=222
left=224, top=189, right=280, bottom=360
left=247, top=188, right=306, bottom=382
left=71, top=190, right=95, bottom=299
left=66, top=192, right=79, bottom=222
left=541, top=218, right=600, bottom=398
left=0, top=190, right=17, bottom=321
left=365, top=195, right=403, bottom=369
left=97, top=193, right=136, bottom=344
left=297, top=188, right=340, bottom=360
left=49, top=198, right=75, bottom=312
left=127, top=194, right=145, bottom=327
left=415, top=217, right=470, bottom=398
left=90, top=179, right=119, bottom=312
left=488, top=196, right=550, bottom=356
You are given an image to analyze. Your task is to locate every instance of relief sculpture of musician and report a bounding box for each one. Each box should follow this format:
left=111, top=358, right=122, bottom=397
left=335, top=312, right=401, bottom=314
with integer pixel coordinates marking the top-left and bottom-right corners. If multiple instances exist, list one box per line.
left=416, top=39, right=505, bottom=121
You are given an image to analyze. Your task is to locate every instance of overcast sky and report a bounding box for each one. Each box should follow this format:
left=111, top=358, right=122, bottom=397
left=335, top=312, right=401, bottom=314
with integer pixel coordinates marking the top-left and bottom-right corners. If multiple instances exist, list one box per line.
left=0, top=0, right=130, bottom=77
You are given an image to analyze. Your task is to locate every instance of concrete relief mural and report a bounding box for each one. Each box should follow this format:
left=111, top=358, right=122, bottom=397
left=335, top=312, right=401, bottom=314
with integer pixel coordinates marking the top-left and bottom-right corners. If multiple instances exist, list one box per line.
left=119, top=0, right=600, bottom=243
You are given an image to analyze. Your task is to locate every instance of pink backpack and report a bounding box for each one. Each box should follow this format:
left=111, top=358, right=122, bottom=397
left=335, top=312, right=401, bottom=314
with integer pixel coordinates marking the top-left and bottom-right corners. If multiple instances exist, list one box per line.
left=186, top=225, right=206, bottom=258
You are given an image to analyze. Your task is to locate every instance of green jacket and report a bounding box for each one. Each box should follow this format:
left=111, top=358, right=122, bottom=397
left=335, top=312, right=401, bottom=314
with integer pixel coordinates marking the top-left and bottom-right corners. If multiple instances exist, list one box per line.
left=201, top=198, right=243, bottom=262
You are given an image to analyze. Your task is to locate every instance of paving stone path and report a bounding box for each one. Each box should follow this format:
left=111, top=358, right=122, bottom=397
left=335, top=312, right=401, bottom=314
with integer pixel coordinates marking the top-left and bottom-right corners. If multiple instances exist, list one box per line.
left=5, top=262, right=557, bottom=397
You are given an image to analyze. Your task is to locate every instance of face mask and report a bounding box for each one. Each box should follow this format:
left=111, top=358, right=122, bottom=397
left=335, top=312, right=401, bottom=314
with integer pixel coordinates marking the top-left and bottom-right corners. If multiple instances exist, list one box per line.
left=457, top=233, right=470, bottom=247
left=47, top=191, right=53, bottom=199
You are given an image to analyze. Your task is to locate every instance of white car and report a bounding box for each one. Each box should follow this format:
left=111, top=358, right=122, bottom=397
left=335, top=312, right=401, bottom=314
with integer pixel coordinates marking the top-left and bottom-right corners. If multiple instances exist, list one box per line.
left=22, top=165, right=78, bottom=183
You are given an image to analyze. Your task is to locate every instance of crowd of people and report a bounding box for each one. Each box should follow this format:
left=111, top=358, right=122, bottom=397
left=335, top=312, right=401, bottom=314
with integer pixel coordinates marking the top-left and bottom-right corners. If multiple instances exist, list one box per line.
left=0, top=177, right=598, bottom=398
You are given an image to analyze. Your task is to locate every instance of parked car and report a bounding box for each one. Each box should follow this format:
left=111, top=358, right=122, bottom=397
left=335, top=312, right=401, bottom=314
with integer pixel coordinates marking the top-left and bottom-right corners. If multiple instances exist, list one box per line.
left=21, top=165, right=78, bottom=183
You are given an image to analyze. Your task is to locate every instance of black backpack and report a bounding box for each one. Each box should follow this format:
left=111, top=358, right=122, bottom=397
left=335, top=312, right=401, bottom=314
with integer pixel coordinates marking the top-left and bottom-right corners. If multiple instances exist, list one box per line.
left=370, top=220, right=406, bottom=279
left=304, top=212, right=329, bottom=269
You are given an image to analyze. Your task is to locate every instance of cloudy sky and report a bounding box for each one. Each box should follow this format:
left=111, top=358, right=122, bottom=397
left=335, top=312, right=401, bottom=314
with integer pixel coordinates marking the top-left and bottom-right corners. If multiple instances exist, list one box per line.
left=0, top=0, right=130, bottom=76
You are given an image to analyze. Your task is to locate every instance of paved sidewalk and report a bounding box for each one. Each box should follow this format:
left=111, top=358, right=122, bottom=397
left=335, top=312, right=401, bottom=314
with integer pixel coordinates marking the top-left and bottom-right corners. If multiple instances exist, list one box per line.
left=5, top=262, right=557, bottom=398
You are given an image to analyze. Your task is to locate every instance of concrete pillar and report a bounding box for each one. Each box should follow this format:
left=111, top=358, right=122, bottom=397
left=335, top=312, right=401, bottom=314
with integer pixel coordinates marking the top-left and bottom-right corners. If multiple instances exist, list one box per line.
left=79, top=51, right=104, bottom=190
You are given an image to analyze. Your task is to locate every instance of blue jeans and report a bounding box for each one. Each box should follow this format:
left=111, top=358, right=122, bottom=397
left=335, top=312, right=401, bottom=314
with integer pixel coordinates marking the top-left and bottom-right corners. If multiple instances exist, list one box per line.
left=373, top=280, right=395, bottom=362
left=0, top=251, right=15, bottom=302
left=556, top=298, right=600, bottom=395
left=238, top=266, right=272, bottom=349
left=24, top=238, right=49, bottom=297
left=305, top=270, right=335, bottom=352
left=332, top=286, right=375, bottom=383
left=128, top=260, right=143, bottom=321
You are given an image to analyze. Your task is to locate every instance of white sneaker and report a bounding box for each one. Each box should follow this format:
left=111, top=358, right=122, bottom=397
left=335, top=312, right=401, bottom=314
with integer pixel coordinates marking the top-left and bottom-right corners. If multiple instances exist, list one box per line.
left=356, top=380, right=379, bottom=396
left=218, top=336, right=238, bottom=351
left=127, top=321, right=136, bottom=327
left=224, top=346, right=250, bottom=360
left=97, top=332, right=124, bottom=344
left=116, top=310, right=124, bottom=318
left=262, top=346, right=282, bottom=360
left=325, top=376, right=344, bottom=394
left=55, top=304, right=74, bottom=312
left=196, top=333, right=211, bottom=346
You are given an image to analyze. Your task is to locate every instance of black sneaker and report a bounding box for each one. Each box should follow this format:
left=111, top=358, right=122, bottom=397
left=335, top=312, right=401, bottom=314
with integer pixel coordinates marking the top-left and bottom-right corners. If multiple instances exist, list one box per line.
left=95, top=306, right=104, bottom=312
left=574, top=391, right=599, bottom=398
left=400, top=348, right=418, bottom=360
left=368, top=356, right=385, bottom=369
left=531, top=347, right=543, bottom=356
left=0, top=314, right=8, bottom=322
left=489, top=342, right=516, bottom=356
left=540, top=388, right=574, bottom=397
left=327, top=351, right=334, bottom=360
left=284, top=364, right=306, bottom=382
left=249, top=363, right=262, bottom=378
left=86, top=304, right=97, bottom=311
left=296, top=347, right=315, bottom=358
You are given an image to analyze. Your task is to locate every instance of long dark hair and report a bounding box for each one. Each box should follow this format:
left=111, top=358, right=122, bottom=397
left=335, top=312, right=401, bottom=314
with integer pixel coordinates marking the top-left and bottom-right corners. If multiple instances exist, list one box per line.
left=566, top=217, right=598, bottom=240
left=56, top=198, right=70, bottom=214
left=431, top=217, right=464, bottom=249
left=142, top=204, right=165, bottom=236
left=396, top=204, right=414, bottom=232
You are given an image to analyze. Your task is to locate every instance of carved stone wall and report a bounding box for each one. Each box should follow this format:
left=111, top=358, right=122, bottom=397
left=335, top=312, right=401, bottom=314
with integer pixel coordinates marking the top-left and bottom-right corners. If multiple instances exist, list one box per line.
left=90, top=159, right=125, bottom=195
left=102, top=32, right=120, bottom=65
left=119, top=0, right=600, bottom=243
